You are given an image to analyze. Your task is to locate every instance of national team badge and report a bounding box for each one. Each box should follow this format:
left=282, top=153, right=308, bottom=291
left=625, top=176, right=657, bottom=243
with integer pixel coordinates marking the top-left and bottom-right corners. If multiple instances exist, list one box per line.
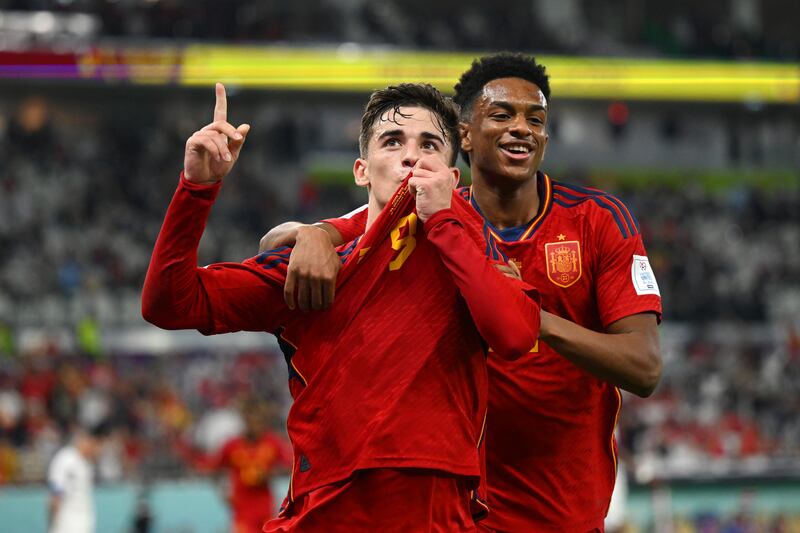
left=545, top=240, right=582, bottom=288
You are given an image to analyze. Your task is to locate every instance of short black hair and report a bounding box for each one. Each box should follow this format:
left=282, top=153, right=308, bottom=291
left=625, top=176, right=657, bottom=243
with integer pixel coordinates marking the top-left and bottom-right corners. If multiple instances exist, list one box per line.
left=453, top=52, right=551, bottom=121
left=359, top=83, right=460, bottom=166
left=87, top=419, right=113, bottom=439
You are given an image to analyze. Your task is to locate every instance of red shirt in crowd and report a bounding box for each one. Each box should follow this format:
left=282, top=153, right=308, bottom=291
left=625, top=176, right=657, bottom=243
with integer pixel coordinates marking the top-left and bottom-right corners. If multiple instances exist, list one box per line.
left=181, top=432, right=290, bottom=533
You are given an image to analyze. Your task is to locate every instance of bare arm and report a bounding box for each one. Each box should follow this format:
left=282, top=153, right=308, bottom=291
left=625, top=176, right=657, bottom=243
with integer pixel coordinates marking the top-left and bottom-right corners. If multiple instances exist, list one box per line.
left=259, top=222, right=345, bottom=311
left=539, top=311, right=662, bottom=397
left=259, top=222, right=343, bottom=252
left=48, top=494, right=61, bottom=529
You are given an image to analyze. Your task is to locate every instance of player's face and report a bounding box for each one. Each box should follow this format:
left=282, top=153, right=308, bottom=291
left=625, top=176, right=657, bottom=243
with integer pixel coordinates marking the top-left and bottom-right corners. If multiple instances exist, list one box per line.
left=354, top=106, right=453, bottom=208
left=461, top=77, right=549, bottom=184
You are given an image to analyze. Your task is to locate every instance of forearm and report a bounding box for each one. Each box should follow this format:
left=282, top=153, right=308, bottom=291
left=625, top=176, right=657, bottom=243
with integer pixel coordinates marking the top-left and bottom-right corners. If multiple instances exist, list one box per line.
left=48, top=496, right=60, bottom=528
left=141, top=175, right=220, bottom=330
left=540, top=311, right=661, bottom=397
left=260, top=222, right=343, bottom=252
left=424, top=209, right=540, bottom=360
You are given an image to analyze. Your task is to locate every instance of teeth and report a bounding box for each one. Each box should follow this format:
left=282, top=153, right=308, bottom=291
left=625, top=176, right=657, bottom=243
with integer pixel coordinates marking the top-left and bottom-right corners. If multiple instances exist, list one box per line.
left=504, top=145, right=530, bottom=154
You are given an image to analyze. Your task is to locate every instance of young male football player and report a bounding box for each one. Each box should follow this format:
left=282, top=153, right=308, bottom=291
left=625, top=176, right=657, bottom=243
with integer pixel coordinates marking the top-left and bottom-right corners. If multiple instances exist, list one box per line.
left=142, top=82, right=541, bottom=531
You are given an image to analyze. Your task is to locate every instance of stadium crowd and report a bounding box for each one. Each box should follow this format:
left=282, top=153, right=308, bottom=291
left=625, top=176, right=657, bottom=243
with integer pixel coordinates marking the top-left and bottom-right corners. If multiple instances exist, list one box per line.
left=1, top=0, right=797, bottom=61
left=1, top=95, right=797, bottom=327
left=0, top=346, right=290, bottom=485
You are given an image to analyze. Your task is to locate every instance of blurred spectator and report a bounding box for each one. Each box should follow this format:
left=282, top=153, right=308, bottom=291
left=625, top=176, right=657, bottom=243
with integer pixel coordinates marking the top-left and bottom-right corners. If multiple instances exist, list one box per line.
left=176, top=398, right=291, bottom=533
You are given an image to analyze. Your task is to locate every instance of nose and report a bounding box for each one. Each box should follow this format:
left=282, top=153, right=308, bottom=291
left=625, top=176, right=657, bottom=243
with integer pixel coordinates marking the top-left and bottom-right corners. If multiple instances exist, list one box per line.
left=509, top=115, right=532, bottom=138
left=402, top=143, right=421, bottom=168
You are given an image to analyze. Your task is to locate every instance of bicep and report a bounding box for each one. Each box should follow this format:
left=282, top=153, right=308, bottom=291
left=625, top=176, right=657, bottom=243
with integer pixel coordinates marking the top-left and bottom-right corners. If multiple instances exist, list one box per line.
left=606, top=312, right=661, bottom=358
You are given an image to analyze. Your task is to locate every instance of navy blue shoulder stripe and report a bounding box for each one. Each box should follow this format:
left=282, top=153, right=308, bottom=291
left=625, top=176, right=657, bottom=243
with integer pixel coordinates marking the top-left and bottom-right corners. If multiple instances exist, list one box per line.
left=336, top=236, right=361, bottom=263
left=553, top=182, right=639, bottom=235
left=553, top=196, right=633, bottom=239
left=256, top=246, right=292, bottom=270
left=553, top=187, right=638, bottom=239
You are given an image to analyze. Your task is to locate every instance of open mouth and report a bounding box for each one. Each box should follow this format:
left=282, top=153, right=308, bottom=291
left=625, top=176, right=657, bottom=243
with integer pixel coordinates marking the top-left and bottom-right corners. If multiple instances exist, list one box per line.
left=499, top=143, right=534, bottom=160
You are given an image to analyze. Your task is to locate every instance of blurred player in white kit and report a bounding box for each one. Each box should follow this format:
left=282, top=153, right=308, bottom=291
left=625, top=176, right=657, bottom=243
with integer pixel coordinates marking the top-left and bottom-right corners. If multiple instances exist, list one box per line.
left=47, top=421, right=112, bottom=533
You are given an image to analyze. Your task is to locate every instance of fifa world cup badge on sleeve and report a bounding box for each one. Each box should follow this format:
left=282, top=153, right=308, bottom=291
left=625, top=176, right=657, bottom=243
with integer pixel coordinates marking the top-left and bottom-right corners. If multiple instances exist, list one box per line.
left=545, top=240, right=582, bottom=288
left=631, top=255, right=660, bottom=296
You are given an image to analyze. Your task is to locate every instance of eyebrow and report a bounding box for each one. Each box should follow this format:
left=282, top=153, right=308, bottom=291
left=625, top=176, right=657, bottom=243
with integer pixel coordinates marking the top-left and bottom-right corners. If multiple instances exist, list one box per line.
left=490, top=100, right=547, bottom=113
left=377, top=129, right=446, bottom=146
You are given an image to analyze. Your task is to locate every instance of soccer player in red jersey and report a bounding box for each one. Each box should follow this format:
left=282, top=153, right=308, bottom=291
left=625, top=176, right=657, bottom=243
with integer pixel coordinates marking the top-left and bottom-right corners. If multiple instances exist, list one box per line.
left=142, top=82, right=541, bottom=531
left=175, top=400, right=290, bottom=533
left=260, top=53, right=663, bottom=532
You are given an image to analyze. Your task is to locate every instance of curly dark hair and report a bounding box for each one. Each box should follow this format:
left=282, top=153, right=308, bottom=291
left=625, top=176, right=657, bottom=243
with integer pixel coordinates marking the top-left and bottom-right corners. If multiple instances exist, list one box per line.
left=359, top=83, right=460, bottom=166
left=453, top=52, right=551, bottom=121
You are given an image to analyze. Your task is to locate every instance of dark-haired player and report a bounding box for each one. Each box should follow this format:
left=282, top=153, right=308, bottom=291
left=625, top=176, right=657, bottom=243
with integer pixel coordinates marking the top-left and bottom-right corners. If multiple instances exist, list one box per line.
left=47, top=421, right=113, bottom=533
left=262, top=53, right=663, bottom=532
left=143, top=82, right=541, bottom=531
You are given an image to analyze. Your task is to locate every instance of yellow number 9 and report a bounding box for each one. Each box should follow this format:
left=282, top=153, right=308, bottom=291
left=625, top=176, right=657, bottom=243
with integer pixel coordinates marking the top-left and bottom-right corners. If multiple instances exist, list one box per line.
left=388, top=213, right=418, bottom=271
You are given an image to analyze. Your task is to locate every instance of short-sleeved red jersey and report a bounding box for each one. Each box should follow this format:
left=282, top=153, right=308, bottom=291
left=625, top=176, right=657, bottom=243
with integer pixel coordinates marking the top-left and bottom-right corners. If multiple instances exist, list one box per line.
left=143, top=175, right=541, bottom=513
left=325, top=172, right=662, bottom=531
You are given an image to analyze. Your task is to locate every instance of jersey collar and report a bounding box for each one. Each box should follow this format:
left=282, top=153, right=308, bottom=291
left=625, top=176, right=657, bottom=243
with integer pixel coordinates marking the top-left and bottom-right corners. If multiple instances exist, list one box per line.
left=467, top=171, right=553, bottom=243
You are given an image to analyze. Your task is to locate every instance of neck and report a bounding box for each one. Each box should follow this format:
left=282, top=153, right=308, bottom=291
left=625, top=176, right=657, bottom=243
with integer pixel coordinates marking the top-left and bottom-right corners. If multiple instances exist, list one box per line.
left=470, top=170, right=541, bottom=229
left=75, top=437, right=92, bottom=460
left=364, top=196, right=383, bottom=233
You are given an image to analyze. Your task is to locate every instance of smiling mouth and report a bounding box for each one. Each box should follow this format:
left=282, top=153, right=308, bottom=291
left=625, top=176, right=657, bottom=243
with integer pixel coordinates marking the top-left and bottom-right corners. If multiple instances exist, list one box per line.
left=499, top=143, right=534, bottom=160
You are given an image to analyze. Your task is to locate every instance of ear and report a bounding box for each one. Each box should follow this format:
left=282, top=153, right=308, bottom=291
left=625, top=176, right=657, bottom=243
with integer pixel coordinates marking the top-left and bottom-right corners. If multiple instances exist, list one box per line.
left=353, top=158, right=370, bottom=188
left=450, top=166, right=461, bottom=188
left=459, top=121, right=472, bottom=156
left=541, top=133, right=549, bottom=162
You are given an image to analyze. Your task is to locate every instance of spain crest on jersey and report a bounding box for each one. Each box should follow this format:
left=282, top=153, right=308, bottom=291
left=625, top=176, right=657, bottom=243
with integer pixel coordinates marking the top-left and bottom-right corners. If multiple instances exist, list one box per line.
left=545, top=240, right=582, bottom=288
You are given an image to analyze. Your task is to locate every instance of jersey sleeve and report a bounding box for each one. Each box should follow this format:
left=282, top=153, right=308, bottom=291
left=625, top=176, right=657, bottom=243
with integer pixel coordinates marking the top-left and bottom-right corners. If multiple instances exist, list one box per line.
left=424, top=208, right=541, bottom=360
left=142, top=174, right=292, bottom=335
left=322, top=204, right=368, bottom=243
left=47, top=452, right=69, bottom=495
left=591, top=199, right=663, bottom=328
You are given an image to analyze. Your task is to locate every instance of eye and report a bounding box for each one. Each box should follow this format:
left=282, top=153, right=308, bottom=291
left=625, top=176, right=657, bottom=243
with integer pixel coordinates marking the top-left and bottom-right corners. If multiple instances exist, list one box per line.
left=491, top=113, right=510, bottom=120
left=422, top=141, right=440, bottom=150
left=384, top=138, right=401, bottom=147
left=528, top=117, right=544, bottom=125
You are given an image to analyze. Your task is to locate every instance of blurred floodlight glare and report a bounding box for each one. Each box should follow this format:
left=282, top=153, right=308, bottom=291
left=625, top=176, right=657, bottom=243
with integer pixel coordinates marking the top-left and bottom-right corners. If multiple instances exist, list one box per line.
left=30, top=12, right=57, bottom=34
left=66, top=14, right=98, bottom=36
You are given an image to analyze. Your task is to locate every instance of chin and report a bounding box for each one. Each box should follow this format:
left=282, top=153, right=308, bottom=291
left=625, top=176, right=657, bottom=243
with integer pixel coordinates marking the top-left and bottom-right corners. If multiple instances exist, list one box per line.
left=501, top=165, right=537, bottom=181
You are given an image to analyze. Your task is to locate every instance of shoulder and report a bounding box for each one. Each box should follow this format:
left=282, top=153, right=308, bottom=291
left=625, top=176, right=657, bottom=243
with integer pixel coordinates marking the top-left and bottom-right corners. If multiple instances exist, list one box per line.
left=50, top=446, right=75, bottom=465
left=551, top=180, right=640, bottom=240
left=49, top=446, right=79, bottom=478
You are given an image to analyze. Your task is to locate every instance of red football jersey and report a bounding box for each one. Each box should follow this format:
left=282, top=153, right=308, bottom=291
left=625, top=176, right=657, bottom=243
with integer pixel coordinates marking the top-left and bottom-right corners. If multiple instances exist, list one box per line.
left=325, top=172, right=663, bottom=531
left=143, top=175, right=541, bottom=513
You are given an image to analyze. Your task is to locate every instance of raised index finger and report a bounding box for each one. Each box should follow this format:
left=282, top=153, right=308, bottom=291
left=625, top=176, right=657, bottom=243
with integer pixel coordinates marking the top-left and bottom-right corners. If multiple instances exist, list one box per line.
left=213, top=82, right=227, bottom=123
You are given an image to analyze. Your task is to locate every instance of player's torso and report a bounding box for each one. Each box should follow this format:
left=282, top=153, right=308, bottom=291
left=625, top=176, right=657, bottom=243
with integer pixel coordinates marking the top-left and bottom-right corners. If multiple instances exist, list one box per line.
left=463, top=179, right=622, bottom=530
left=52, top=450, right=95, bottom=532
left=279, top=206, right=489, bottom=498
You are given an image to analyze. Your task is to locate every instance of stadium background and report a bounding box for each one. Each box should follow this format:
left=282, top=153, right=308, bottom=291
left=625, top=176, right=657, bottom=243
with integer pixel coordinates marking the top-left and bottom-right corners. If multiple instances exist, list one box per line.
left=0, top=1, right=798, bottom=531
